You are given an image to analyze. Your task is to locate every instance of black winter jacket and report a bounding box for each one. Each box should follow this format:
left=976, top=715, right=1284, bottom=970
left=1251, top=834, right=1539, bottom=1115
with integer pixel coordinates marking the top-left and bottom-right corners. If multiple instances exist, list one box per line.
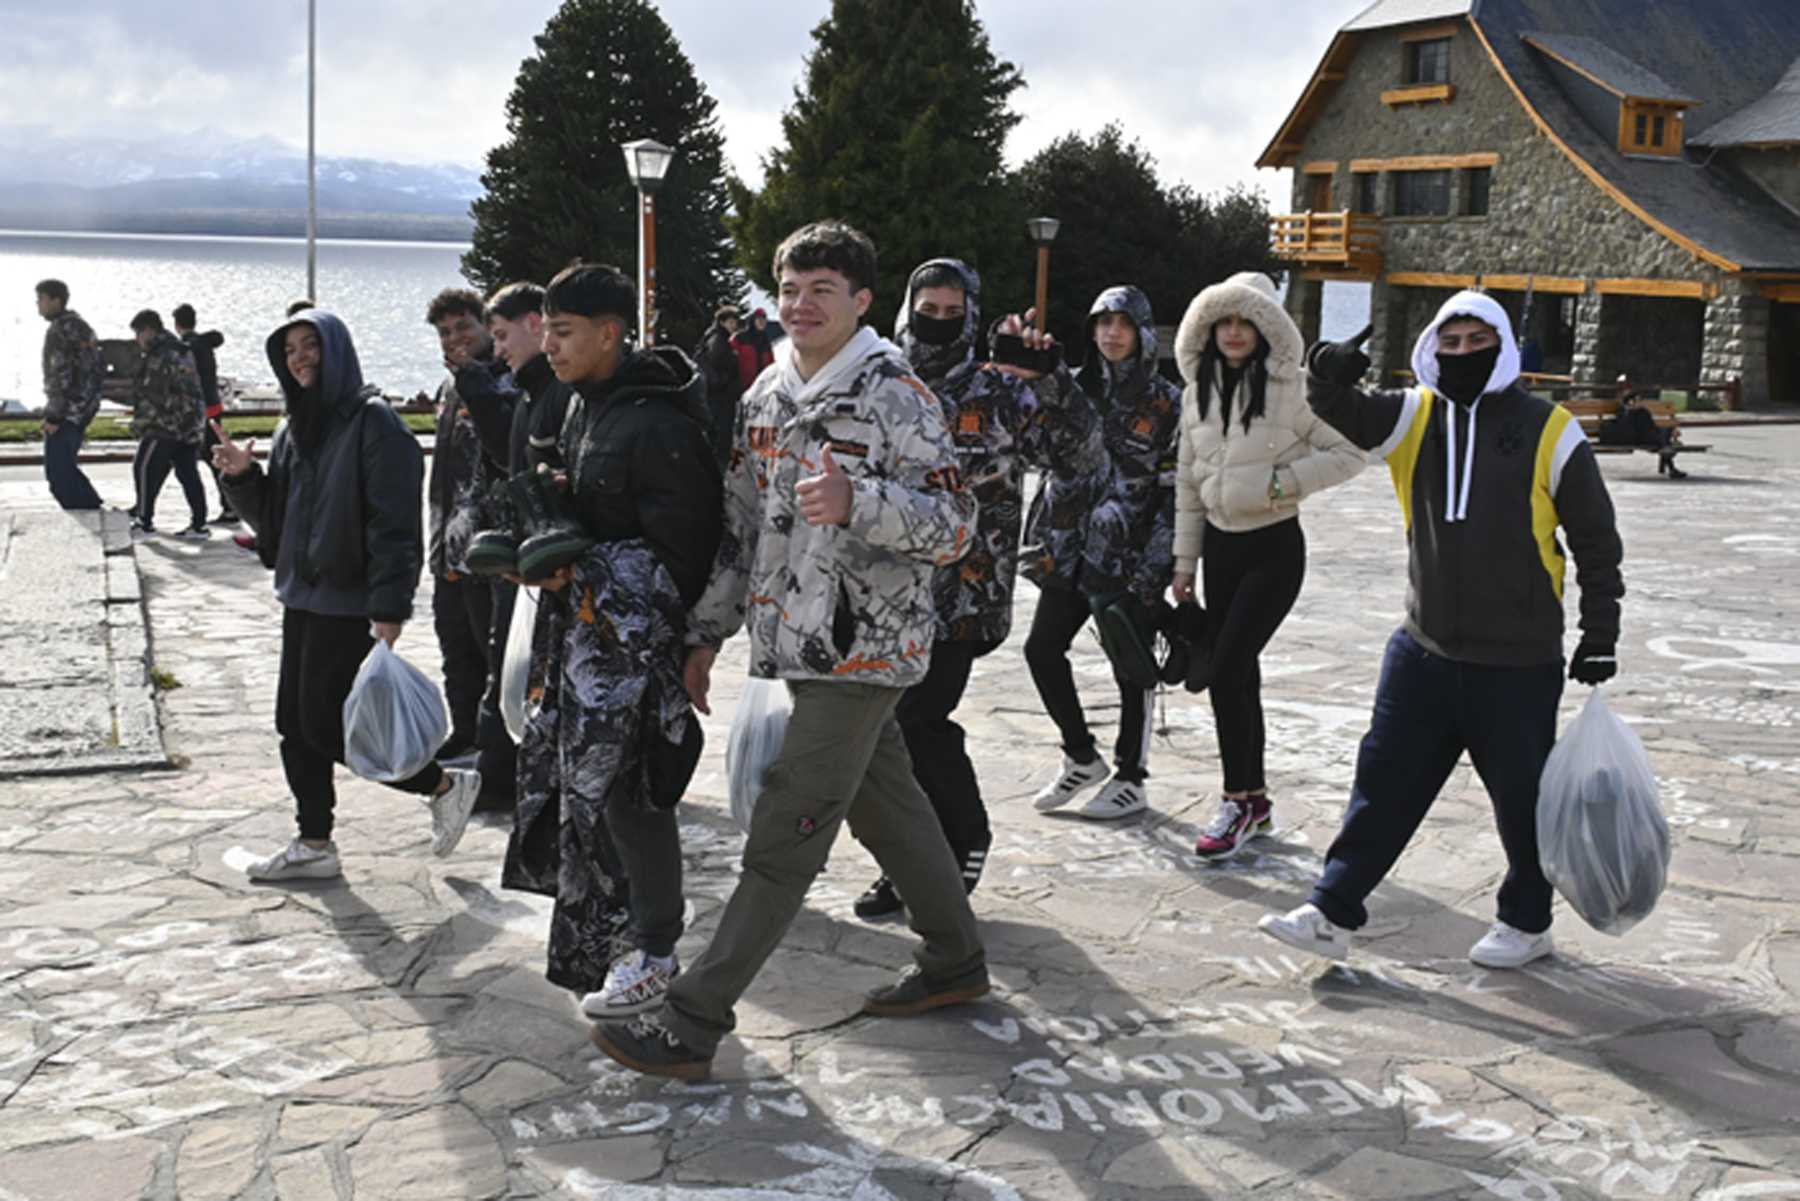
left=222, top=310, right=425, bottom=623
left=561, top=347, right=723, bottom=609
left=462, top=352, right=570, bottom=477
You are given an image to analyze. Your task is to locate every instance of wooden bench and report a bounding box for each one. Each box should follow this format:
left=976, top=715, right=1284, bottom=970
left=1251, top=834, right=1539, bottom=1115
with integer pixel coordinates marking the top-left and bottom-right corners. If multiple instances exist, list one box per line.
left=1557, top=398, right=1710, bottom=463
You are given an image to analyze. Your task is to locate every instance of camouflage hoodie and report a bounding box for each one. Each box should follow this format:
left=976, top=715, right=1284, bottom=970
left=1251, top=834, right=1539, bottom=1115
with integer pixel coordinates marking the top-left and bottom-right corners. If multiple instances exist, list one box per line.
left=895, top=258, right=1105, bottom=643
left=1069, top=285, right=1181, bottom=602
left=688, top=324, right=976, bottom=688
left=41, top=309, right=104, bottom=427
left=129, top=328, right=205, bottom=443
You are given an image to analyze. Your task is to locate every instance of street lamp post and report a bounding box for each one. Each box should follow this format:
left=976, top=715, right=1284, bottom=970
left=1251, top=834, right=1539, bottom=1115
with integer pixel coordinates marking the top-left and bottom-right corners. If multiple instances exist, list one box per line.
left=620, top=138, right=676, bottom=346
left=1025, top=217, right=1061, bottom=335
left=306, top=0, right=317, bottom=302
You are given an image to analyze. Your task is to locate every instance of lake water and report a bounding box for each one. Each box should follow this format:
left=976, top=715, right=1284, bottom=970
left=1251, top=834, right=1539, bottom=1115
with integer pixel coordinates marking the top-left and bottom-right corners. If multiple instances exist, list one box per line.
left=0, top=229, right=1372, bottom=405
left=0, top=230, right=473, bottom=403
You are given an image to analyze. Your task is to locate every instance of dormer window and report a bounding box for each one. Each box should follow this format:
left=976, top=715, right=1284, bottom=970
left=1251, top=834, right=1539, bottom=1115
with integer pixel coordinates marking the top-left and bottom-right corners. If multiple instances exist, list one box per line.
left=1620, top=99, right=1685, bottom=157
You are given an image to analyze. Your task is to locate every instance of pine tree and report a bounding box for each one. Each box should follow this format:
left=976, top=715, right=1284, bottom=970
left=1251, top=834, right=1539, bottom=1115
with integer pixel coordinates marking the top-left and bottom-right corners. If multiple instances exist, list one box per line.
left=730, top=0, right=1028, bottom=332
left=1015, top=124, right=1284, bottom=351
left=464, top=0, right=741, bottom=350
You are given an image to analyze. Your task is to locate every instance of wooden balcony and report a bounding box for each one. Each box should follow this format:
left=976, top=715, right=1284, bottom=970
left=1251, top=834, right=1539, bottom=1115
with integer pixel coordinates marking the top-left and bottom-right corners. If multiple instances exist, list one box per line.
left=1270, top=211, right=1383, bottom=279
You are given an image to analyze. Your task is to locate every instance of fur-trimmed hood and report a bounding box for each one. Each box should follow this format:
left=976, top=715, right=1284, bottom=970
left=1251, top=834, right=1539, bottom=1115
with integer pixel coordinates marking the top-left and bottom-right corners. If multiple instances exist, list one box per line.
left=1174, top=271, right=1301, bottom=386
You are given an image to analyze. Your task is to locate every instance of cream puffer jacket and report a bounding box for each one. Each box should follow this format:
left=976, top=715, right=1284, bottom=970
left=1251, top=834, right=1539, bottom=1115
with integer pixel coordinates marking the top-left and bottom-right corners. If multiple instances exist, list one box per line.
left=1171, top=272, right=1366, bottom=572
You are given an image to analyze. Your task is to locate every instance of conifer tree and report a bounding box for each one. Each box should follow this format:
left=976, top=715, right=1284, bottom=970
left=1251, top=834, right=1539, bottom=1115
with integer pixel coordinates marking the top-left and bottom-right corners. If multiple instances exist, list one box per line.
left=464, top=0, right=741, bottom=349
left=730, top=0, right=1028, bottom=332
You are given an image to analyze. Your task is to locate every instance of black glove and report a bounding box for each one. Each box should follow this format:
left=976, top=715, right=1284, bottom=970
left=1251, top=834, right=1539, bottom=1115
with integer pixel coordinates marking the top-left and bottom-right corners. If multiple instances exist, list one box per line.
left=1305, top=324, right=1373, bottom=388
left=1569, top=642, right=1618, bottom=685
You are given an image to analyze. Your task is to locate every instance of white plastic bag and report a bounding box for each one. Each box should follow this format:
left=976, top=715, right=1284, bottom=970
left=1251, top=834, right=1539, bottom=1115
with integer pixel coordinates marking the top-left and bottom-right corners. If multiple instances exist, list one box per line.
left=724, top=677, right=791, bottom=834
left=342, top=639, right=449, bottom=782
left=500, top=585, right=540, bottom=744
left=1536, top=691, right=1670, bottom=936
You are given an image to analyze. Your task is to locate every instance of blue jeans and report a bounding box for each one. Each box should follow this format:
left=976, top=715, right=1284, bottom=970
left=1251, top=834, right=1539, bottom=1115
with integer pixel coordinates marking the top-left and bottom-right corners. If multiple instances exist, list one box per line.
left=1310, top=628, right=1564, bottom=934
left=44, top=420, right=103, bottom=510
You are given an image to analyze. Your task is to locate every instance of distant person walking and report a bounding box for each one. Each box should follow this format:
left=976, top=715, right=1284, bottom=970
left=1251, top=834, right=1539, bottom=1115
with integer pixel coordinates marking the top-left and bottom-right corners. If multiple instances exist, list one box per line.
left=695, top=304, right=742, bottom=468
left=125, top=309, right=210, bottom=539
left=732, top=307, right=776, bottom=391
left=34, top=279, right=105, bottom=511
left=1168, top=273, right=1365, bottom=859
left=213, top=308, right=481, bottom=882
left=173, top=303, right=235, bottom=522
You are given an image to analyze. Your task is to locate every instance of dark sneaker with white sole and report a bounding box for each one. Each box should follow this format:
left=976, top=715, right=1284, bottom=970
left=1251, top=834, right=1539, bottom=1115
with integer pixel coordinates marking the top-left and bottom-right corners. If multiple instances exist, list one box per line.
left=862, top=964, right=991, bottom=1017
left=853, top=876, right=904, bottom=921
left=590, top=1012, right=712, bottom=1081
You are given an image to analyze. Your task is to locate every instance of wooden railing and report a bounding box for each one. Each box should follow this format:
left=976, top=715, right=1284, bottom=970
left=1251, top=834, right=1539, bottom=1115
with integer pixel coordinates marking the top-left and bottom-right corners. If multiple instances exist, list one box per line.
left=1270, top=211, right=1383, bottom=277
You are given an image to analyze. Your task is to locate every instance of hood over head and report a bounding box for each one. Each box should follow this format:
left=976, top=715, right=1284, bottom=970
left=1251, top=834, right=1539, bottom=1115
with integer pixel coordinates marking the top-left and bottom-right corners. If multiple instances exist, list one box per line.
left=1173, top=271, right=1299, bottom=386
left=1409, top=290, right=1520, bottom=401
left=1079, top=285, right=1158, bottom=398
left=266, top=309, right=367, bottom=416
left=895, top=257, right=981, bottom=384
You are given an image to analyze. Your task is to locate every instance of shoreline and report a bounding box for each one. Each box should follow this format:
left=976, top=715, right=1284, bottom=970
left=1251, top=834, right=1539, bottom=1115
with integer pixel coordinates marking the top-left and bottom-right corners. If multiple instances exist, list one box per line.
left=0, top=227, right=473, bottom=251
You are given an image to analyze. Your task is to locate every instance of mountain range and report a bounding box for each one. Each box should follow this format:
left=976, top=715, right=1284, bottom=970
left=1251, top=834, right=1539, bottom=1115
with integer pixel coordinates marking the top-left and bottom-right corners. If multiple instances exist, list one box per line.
left=0, top=127, right=482, bottom=241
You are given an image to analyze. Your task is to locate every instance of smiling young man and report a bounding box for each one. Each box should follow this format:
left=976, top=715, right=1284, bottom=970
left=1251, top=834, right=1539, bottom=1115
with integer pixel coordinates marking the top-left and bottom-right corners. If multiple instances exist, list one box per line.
left=590, top=221, right=987, bottom=1081
left=1258, top=292, right=1624, bottom=969
left=499, top=263, right=721, bottom=1024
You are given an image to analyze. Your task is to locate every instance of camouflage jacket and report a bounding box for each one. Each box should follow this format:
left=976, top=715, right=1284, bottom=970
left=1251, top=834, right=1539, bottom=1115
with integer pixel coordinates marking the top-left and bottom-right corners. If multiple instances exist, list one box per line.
left=41, top=309, right=104, bottom=427
left=896, top=258, right=1105, bottom=644
left=688, top=325, right=977, bottom=688
left=1070, top=286, right=1181, bottom=602
left=429, top=358, right=507, bottom=577
left=129, top=329, right=205, bottom=443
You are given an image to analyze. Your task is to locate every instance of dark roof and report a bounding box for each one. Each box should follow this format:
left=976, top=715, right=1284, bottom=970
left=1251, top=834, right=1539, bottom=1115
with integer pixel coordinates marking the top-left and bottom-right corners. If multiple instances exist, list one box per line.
left=1692, top=56, right=1800, bottom=147
left=1477, top=0, right=1800, bottom=271
left=1520, top=32, right=1696, bottom=104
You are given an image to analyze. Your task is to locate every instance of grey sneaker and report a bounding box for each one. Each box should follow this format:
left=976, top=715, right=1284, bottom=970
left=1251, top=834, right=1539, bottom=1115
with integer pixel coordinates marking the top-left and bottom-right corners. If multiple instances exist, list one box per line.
left=862, top=964, right=991, bottom=1017
left=245, top=838, right=341, bottom=882
left=1257, top=903, right=1351, bottom=961
left=429, top=768, right=482, bottom=857
left=580, top=951, right=679, bottom=1019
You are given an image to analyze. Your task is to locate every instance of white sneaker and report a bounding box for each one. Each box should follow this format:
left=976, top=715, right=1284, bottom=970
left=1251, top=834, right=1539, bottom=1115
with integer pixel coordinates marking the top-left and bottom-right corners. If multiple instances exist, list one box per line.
left=246, top=838, right=341, bottom=882
left=1078, top=776, right=1148, bottom=821
left=580, top=950, right=679, bottom=1019
left=1469, top=921, right=1553, bottom=969
left=1257, top=903, right=1351, bottom=961
left=428, top=768, right=482, bottom=857
left=1031, top=754, right=1110, bottom=812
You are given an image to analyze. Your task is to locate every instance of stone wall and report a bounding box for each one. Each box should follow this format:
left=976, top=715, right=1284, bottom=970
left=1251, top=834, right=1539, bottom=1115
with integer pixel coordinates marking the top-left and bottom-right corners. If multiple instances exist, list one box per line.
left=1703, top=285, right=1771, bottom=404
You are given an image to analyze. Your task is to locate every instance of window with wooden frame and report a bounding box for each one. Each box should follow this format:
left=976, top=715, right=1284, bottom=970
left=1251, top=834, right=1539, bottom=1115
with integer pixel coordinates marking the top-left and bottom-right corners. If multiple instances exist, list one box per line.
left=1463, top=166, right=1491, bottom=216
left=1404, top=37, right=1451, bottom=85
left=1393, top=170, right=1451, bottom=217
left=1305, top=172, right=1334, bottom=212
left=1619, top=99, right=1685, bottom=157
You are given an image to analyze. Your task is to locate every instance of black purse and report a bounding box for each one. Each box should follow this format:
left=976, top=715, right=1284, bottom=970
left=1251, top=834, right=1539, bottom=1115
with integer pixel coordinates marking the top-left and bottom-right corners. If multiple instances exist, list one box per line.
left=1173, top=601, right=1216, bottom=694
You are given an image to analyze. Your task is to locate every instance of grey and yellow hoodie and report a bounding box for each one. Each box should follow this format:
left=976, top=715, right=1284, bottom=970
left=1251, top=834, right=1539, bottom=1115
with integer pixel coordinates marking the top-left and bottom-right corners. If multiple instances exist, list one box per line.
left=687, top=324, right=976, bottom=687
left=1306, top=290, right=1623, bottom=666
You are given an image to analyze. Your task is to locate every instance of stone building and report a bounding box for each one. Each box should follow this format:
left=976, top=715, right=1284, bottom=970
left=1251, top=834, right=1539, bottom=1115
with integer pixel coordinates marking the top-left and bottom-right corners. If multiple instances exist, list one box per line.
left=1261, top=0, right=1800, bottom=405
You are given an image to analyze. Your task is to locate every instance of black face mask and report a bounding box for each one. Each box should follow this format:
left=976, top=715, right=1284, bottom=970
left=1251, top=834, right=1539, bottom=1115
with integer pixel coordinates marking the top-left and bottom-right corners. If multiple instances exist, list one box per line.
left=1435, top=344, right=1501, bottom=405
left=908, top=310, right=964, bottom=347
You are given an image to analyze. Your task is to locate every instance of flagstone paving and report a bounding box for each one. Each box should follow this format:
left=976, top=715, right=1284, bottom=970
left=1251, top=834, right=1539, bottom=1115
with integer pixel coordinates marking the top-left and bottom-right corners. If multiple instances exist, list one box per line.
left=1, top=431, right=1798, bottom=1199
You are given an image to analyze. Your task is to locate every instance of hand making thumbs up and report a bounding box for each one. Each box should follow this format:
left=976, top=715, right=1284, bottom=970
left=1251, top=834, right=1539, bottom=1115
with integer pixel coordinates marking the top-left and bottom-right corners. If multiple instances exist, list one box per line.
left=209, top=419, right=256, bottom=476
left=795, top=443, right=853, bottom=527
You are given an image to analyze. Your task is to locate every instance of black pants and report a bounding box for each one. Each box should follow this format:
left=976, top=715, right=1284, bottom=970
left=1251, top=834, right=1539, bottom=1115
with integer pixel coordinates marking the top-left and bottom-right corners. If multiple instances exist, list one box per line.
left=1311, top=628, right=1563, bottom=933
left=433, top=573, right=493, bottom=746
left=45, top=419, right=103, bottom=510
left=277, top=607, right=444, bottom=841
left=202, top=417, right=236, bottom=517
left=1201, top=518, right=1306, bottom=794
left=1024, top=584, right=1152, bottom=782
left=898, top=638, right=1001, bottom=861
left=136, top=436, right=206, bottom=529
left=476, top=581, right=518, bottom=802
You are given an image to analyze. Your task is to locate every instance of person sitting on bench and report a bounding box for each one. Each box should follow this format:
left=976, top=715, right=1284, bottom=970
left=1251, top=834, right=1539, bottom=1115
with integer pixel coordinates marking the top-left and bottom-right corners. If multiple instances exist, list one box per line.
left=1600, top=374, right=1686, bottom=479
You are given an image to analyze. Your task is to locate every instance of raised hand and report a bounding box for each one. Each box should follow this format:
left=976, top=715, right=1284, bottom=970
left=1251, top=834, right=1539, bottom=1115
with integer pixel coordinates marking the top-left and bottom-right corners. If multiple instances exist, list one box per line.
left=209, top=419, right=255, bottom=476
left=796, top=444, right=852, bottom=526
left=1306, top=324, right=1373, bottom=387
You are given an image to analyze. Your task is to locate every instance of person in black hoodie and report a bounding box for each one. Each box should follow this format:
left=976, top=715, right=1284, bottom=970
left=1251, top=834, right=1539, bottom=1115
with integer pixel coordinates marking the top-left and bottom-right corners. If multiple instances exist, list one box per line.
left=1258, top=291, right=1624, bottom=970
left=212, top=309, right=483, bottom=883
left=173, top=303, right=234, bottom=523
left=500, top=263, right=722, bottom=1022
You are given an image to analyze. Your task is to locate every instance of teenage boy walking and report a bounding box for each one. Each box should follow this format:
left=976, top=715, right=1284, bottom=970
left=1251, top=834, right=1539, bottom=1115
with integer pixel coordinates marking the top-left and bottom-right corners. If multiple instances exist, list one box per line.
left=126, top=309, right=210, bottom=539
left=173, top=303, right=234, bottom=522
left=591, top=221, right=987, bottom=1080
left=35, top=279, right=106, bottom=511
left=851, top=257, right=1104, bottom=920
left=1258, top=292, right=1624, bottom=969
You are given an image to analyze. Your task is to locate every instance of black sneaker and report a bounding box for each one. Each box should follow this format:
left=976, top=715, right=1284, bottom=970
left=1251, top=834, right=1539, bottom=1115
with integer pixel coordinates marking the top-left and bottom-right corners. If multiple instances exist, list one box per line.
left=853, top=876, right=904, bottom=921
left=589, top=1012, right=712, bottom=1080
left=173, top=523, right=212, bottom=541
left=959, top=832, right=993, bottom=895
left=862, top=964, right=990, bottom=1017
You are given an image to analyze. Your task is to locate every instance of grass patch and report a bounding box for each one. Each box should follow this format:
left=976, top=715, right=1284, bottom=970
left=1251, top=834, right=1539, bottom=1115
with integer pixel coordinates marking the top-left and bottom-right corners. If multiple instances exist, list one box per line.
left=0, top=413, right=436, bottom=444
left=149, top=666, right=182, bottom=693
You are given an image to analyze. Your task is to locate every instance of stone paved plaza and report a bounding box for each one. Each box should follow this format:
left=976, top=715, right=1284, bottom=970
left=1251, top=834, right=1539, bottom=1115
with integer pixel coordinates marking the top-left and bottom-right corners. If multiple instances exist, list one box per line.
left=1, top=430, right=1798, bottom=1201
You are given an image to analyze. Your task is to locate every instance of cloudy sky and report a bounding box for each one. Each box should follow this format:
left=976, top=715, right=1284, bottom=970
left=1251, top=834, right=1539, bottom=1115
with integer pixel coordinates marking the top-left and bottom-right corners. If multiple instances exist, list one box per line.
left=0, top=0, right=1362, bottom=202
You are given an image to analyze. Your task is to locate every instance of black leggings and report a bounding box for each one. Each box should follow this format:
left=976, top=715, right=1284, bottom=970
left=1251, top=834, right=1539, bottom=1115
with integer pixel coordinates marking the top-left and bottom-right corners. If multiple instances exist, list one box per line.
left=1201, top=518, right=1306, bottom=794
left=135, top=436, right=207, bottom=528
left=1024, top=585, right=1153, bottom=782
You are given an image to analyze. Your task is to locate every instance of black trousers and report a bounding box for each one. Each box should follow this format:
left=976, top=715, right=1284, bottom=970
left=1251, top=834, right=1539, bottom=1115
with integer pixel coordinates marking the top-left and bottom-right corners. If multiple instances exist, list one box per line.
left=1200, top=518, right=1307, bottom=794
left=1311, top=628, right=1563, bottom=933
left=897, top=638, right=1002, bottom=861
left=276, top=607, right=444, bottom=840
left=432, top=573, right=494, bottom=745
left=136, top=436, right=206, bottom=528
left=1024, top=584, right=1152, bottom=782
